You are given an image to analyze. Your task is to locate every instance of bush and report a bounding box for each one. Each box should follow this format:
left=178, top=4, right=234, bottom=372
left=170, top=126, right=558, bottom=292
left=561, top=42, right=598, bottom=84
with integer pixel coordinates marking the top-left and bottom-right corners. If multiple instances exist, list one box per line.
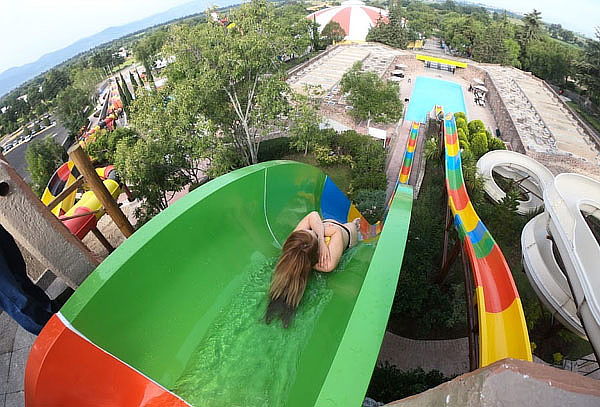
left=470, top=131, right=489, bottom=158
left=257, top=137, right=292, bottom=162
left=467, top=119, right=485, bottom=136
left=42, top=117, right=51, bottom=127
left=455, top=118, right=468, bottom=136
left=32, top=123, right=40, bottom=133
left=85, top=127, right=139, bottom=165
left=25, top=138, right=68, bottom=196
left=22, top=126, right=31, bottom=136
left=314, top=145, right=353, bottom=166
left=454, top=111, right=467, bottom=122
left=353, top=189, right=386, bottom=223
left=488, top=136, right=507, bottom=151
left=367, top=362, right=450, bottom=403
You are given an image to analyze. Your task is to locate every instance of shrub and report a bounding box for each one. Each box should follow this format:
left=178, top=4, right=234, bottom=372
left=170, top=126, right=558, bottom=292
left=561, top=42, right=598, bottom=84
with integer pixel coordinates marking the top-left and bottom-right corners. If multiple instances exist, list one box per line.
left=353, top=189, right=386, bottom=223
left=455, top=118, right=468, bottom=136
left=467, top=119, right=486, bottom=136
left=314, top=145, right=353, bottom=166
left=25, top=137, right=68, bottom=196
left=257, top=137, right=292, bottom=161
left=488, top=136, right=507, bottom=151
left=454, top=111, right=467, bottom=122
left=367, top=362, right=450, bottom=403
left=470, top=131, right=489, bottom=158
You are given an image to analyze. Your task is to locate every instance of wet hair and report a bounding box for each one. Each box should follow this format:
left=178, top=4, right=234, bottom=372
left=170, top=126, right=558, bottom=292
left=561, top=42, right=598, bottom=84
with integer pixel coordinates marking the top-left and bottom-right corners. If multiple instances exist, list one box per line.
left=265, top=230, right=319, bottom=328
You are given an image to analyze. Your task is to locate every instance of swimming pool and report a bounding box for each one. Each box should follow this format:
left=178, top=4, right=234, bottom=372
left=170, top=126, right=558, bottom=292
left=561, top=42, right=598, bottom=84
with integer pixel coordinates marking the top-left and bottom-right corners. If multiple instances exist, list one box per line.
left=405, top=76, right=466, bottom=123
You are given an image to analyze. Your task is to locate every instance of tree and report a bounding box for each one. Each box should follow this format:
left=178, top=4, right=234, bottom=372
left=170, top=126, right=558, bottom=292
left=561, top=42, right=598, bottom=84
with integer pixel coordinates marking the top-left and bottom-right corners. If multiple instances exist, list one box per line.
left=129, top=84, right=223, bottom=185
left=340, top=62, right=403, bottom=123
left=576, top=28, right=600, bottom=106
left=133, top=30, right=167, bottom=89
left=114, top=135, right=189, bottom=223
left=288, top=94, right=322, bottom=155
left=520, top=9, right=542, bottom=46
left=129, top=71, right=139, bottom=92
left=85, top=127, right=139, bottom=165
left=321, top=21, right=346, bottom=46
left=119, top=73, right=134, bottom=103
left=136, top=70, right=145, bottom=87
left=115, top=77, right=129, bottom=108
left=471, top=19, right=520, bottom=66
left=367, top=1, right=409, bottom=49
left=25, top=138, right=68, bottom=196
left=521, top=39, right=578, bottom=85
left=54, top=86, right=90, bottom=135
left=162, top=0, right=311, bottom=165
left=42, top=69, right=71, bottom=100
left=72, top=67, right=103, bottom=97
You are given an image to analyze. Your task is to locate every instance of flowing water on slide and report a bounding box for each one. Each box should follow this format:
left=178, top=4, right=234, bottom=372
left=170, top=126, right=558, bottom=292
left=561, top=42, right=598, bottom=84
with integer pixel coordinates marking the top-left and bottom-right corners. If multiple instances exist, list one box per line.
left=172, top=243, right=373, bottom=406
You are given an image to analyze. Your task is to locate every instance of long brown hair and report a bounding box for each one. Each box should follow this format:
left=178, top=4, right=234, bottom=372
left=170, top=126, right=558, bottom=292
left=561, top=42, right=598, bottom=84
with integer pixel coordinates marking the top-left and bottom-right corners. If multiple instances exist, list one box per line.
left=265, top=230, right=319, bottom=327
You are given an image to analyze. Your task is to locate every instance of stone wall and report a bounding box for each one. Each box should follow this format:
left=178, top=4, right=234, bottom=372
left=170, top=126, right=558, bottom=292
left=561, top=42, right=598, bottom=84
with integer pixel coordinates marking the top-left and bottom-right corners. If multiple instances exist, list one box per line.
left=458, top=64, right=526, bottom=153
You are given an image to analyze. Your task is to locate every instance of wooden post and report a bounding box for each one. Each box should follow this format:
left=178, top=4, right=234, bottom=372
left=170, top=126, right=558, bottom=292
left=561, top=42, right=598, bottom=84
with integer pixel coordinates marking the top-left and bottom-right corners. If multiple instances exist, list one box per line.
left=0, top=152, right=99, bottom=288
left=68, top=145, right=134, bottom=237
left=47, top=176, right=84, bottom=210
left=91, top=227, right=114, bottom=253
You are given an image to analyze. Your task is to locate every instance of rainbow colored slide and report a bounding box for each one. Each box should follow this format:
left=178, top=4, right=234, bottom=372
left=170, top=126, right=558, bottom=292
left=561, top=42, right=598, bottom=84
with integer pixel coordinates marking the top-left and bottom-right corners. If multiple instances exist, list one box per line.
left=26, top=161, right=413, bottom=406
left=398, top=122, right=420, bottom=184
left=443, top=112, right=532, bottom=366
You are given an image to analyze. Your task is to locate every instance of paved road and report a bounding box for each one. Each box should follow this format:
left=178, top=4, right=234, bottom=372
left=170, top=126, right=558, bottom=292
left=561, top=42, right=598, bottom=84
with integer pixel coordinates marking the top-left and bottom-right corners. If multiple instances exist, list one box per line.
left=3, top=121, right=69, bottom=183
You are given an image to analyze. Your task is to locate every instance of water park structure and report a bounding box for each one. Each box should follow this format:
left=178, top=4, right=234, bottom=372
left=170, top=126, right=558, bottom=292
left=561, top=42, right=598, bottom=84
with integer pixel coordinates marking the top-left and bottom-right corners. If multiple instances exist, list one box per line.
left=0, top=27, right=597, bottom=405
left=477, top=150, right=600, bottom=359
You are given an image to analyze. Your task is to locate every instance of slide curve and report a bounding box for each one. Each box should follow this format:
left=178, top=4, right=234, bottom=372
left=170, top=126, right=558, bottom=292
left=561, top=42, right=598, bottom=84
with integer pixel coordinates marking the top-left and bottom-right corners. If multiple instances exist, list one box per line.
left=478, top=151, right=600, bottom=355
left=26, top=160, right=413, bottom=407
left=443, top=112, right=532, bottom=367
left=545, top=173, right=600, bottom=355
left=476, top=150, right=554, bottom=215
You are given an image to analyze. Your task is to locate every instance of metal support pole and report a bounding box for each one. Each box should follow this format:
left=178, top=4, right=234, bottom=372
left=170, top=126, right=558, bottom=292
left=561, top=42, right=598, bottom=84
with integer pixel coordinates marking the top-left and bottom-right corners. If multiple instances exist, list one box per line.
left=68, top=144, right=134, bottom=238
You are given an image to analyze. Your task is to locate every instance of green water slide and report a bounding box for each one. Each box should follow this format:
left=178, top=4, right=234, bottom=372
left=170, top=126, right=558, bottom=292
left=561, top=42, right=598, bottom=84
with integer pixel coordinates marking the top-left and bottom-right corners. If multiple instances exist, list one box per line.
left=26, top=160, right=413, bottom=407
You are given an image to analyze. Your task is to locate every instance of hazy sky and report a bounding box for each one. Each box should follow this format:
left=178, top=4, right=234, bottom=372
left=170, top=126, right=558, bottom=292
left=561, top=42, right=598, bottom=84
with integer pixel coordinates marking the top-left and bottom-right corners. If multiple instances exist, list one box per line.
left=472, top=0, right=599, bottom=38
left=0, top=0, right=598, bottom=74
left=0, top=0, right=191, bottom=74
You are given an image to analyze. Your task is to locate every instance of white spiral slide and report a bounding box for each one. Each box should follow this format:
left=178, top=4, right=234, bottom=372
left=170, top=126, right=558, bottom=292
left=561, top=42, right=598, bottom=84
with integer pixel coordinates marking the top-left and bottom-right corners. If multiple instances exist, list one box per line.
left=476, top=150, right=554, bottom=215
left=477, top=151, right=600, bottom=355
left=544, top=174, right=600, bottom=351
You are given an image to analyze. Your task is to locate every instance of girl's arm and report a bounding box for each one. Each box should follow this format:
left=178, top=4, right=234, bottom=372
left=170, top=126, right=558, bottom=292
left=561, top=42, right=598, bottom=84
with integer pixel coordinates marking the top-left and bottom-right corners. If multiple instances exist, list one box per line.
left=294, top=211, right=328, bottom=266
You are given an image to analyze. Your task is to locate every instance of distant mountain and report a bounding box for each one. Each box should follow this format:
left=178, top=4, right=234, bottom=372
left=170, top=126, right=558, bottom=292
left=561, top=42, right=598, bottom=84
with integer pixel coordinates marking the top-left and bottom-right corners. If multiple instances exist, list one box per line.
left=0, top=0, right=239, bottom=97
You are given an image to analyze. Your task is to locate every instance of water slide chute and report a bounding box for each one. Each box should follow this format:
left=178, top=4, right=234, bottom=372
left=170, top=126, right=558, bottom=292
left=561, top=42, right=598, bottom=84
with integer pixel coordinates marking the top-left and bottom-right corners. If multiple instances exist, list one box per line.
left=477, top=151, right=600, bottom=351
left=26, top=161, right=413, bottom=406
left=398, top=122, right=420, bottom=184
left=41, top=161, right=80, bottom=217
left=443, top=112, right=532, bottom=366
left=41, top=162, right=121, bottom=238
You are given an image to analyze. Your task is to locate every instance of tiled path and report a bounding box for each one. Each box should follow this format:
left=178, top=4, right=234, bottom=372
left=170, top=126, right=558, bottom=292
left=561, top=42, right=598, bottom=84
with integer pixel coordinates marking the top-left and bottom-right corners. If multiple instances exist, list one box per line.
left=378, top=332, right=470, bottom=378
left=0, top=278, right=67, bottom=406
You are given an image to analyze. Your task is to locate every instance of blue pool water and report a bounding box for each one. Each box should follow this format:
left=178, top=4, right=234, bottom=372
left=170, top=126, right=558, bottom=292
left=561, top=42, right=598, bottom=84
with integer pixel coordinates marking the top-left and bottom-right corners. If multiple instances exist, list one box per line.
left=405, top=76, right=466, bottom=123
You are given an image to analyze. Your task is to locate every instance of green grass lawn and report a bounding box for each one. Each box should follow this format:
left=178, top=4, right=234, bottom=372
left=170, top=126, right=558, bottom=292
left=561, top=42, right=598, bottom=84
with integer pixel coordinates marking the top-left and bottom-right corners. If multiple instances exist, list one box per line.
left=566, top=101, right=600, bottom=134
left=282, top=152, right=352, bottom=193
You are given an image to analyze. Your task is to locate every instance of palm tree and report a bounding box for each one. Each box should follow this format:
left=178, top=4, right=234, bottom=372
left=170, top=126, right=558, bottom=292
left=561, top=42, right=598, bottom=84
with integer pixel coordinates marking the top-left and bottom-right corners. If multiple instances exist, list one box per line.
left=521, top=9, right=542, bottom=44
